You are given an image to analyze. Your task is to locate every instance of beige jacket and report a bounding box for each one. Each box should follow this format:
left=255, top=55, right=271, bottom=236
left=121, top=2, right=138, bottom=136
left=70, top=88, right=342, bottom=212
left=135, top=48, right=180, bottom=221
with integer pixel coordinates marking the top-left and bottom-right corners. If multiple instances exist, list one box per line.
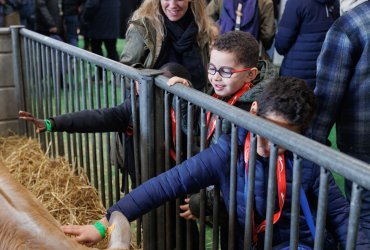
left=120, top=18, right=209, bottom=70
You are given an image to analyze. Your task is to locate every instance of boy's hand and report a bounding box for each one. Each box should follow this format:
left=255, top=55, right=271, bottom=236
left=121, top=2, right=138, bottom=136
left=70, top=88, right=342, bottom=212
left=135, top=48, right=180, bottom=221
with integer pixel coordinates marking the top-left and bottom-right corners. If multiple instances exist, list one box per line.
left=179, top=198, right=198, bottom=220
left=167, top=77, right=192, bottom=87
left=18, top=110, right=47, bottom=133
left=61, top=224, right=102, bottom=246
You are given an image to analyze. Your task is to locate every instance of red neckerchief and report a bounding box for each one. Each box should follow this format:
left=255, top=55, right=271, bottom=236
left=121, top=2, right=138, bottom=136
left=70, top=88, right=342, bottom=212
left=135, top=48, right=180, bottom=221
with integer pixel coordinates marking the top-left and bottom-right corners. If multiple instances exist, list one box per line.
left=244, top=132, right=286, bottom=245
left=170, top=82, right=253, bottom=160
left=206, top=82, right=253, bottom=143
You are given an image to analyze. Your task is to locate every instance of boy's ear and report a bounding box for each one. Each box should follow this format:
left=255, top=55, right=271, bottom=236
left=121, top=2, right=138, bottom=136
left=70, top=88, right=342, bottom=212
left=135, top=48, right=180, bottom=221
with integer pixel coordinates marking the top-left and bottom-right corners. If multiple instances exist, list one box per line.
left=248, top=67, right=258, bottom=82
left=250, top=101, right=258, bottom=114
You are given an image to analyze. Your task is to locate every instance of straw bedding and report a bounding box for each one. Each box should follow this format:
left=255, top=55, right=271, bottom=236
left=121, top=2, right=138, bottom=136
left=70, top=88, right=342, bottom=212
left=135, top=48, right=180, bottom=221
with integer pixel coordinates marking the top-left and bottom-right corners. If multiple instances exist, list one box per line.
left=0, top=135, right=112, bottom=248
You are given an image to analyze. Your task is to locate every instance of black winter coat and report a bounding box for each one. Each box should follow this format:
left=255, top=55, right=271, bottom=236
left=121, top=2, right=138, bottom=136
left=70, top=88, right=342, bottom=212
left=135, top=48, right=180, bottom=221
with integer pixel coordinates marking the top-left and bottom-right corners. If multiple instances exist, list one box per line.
left=35, top=0, right=63, bottom=36
left=62, top=0, right=82, bottom=16
left=82, top=0, right=120, bottom=39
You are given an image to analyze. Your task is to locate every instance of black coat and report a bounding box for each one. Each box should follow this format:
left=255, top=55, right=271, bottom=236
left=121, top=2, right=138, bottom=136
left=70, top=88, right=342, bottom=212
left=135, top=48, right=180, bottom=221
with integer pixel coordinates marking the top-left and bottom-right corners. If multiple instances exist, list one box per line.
left=82, top=0, right=120, bottom=39
left=35, top=0, right=63, bottom=36
left=62, top=0, right=82, bottom=16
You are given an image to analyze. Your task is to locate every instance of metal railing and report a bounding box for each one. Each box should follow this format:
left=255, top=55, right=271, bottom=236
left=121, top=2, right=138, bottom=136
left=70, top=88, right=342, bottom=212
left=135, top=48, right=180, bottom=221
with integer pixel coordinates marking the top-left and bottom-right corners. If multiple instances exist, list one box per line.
left=10, top=26, right=370, bottom=250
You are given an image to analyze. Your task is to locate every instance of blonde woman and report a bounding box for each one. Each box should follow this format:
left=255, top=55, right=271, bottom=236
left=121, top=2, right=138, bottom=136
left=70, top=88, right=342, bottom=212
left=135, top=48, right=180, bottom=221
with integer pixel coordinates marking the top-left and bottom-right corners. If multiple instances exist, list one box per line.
left=120, top=0, right=214, bottom=90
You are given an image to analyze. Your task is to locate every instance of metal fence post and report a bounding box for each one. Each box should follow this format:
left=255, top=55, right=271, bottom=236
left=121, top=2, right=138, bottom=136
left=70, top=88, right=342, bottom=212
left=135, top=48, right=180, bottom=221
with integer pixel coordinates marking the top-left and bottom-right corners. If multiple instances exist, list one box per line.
left=10, top=26, right=26, bottom=135
left=139, top=70, right=157, bottom=250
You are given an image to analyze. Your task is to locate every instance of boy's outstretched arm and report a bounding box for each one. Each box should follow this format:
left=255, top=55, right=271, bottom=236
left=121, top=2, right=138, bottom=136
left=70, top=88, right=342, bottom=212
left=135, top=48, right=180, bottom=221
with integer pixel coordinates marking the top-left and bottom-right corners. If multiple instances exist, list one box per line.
left=106, top=134, right=232, bottom=222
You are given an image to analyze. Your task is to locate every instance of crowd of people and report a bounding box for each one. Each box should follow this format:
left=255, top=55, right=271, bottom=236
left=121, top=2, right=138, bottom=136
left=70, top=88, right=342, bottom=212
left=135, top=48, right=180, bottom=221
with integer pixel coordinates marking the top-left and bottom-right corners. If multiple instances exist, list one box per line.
left=13, top=0, right=370, bottom=249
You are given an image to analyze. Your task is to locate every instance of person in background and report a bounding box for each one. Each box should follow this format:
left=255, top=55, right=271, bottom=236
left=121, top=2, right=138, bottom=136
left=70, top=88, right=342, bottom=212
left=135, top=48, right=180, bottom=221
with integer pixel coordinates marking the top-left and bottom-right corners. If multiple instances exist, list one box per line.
left=120, top=0, right=214, bottom=91
left=81, top=0, right=120, bottom=62
left=206, top=0, right=276, bottom=60
left=35, top=0, right=63, bottom=38
left=308, top=0, right=370, bottom=239
left=62, top=0, right=82, bottom=46
left=60, top=77, right=370, bottom=249
left=275, top=0, right=339, bottom=90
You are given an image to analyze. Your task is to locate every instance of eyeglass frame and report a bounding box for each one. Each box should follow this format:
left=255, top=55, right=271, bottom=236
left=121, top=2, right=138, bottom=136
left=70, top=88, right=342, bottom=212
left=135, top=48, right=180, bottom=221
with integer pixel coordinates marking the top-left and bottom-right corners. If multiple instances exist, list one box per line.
left=207, top=63, right=255, bottom=78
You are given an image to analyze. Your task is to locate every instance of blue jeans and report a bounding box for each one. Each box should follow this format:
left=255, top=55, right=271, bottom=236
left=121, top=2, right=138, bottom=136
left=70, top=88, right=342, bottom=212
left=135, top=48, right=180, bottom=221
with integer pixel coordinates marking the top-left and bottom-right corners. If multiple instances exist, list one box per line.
left=344, top=152, right=370, bottom=239
left=64, top=15, right=78, bottom=46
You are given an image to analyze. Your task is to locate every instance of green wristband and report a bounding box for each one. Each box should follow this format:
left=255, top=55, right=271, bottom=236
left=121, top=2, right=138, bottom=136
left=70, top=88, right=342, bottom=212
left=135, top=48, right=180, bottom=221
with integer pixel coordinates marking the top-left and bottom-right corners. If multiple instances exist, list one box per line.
left=44, top=119, right=53, bottom=132
left=93, top=221, right=106, bottom=239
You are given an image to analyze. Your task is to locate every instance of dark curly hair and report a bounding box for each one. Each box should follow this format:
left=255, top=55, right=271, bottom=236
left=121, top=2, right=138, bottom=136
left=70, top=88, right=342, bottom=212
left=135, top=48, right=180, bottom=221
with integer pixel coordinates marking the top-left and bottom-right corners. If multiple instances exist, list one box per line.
left=211, top=30, right=259, bottom=68
left=256, top=77, right=317, bottom=131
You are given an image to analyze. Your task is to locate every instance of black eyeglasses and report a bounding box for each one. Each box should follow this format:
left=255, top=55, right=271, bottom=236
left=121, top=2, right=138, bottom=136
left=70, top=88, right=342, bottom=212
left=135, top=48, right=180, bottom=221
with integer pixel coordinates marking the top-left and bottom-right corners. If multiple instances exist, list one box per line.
left=207, top=63, right=252, bottom=78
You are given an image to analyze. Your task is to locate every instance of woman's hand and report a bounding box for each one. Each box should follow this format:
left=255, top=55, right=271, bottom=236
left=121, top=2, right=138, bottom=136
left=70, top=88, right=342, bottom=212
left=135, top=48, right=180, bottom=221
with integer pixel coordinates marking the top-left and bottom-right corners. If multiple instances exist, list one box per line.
left=18, top=111, right=47, bottom=133
left=167, top=77, right=192, bottom=87
left=61, top=224, right=103, bottom=247
left=179, top=198, right=198, bottom=220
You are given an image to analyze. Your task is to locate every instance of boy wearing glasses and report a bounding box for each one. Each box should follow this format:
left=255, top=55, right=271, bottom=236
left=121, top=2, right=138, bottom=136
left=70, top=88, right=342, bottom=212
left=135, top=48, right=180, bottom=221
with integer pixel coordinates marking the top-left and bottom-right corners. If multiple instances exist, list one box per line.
left=168, top=31, right=271, bottom=245
left=168, top=30, right=267, bottom=147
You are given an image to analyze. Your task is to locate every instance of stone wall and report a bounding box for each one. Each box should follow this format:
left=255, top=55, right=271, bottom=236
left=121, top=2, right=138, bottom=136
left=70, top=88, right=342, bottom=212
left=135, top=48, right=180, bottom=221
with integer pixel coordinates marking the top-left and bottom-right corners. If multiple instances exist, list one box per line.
left=0, top=28, right=19, bottom=135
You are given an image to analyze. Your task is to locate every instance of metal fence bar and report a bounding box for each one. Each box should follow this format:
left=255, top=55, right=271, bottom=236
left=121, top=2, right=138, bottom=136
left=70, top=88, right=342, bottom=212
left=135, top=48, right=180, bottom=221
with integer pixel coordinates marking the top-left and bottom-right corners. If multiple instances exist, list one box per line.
left=345, top=182, right=362, bottom=250
left=264, top=144, right=278, bottom=250
left=244, top=132, right=257, bottom=250
left=164, top=91, right=173, bottom=250
left=228, top=124, right=238, bottom=250
left=314, top=167, right=329, bottom=250
left=290, top=155, right=303, bottom=250
left=10, top=26, right=26, bottom=134
left=130, top=79, right=142, bottom=248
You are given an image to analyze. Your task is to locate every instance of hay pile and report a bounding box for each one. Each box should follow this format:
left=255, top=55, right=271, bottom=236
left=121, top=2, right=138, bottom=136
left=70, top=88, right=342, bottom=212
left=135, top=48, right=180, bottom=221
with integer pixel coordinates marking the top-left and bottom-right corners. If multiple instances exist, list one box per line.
left=0, top=135, right=141, bottom=250
left=0, top=135, right=106, bottom=225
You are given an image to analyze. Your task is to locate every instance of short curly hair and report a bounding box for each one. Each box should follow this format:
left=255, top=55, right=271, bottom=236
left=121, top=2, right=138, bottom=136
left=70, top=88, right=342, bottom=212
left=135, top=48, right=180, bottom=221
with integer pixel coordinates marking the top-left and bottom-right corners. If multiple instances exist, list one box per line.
left=211, top=31, right=259, bottom=68
left=256, top=77, right=317, bottom=131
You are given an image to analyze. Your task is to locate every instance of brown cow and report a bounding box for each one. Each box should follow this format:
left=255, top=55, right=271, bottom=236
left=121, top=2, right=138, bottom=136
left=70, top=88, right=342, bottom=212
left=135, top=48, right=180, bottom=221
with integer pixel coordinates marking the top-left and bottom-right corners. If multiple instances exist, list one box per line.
left=0, top=163, right=131, bottom=250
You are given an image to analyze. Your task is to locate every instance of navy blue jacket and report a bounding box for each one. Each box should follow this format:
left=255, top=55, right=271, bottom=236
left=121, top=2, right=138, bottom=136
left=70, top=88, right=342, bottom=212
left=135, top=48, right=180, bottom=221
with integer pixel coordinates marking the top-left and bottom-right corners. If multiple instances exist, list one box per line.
left=107, top=128, right=370, bottom=249
left=275, top=0, right=338, bottom=90
left=82, top=0, right=120, bottom=39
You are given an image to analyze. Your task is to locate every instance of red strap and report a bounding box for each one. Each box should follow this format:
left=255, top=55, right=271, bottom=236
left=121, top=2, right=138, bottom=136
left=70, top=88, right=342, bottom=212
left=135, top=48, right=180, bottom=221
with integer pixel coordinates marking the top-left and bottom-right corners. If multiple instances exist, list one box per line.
left=170, top=82, right=253, bottom=160
left=244, top=132, right=286, bottom=245
left=206, top=82, right=253, bottom=143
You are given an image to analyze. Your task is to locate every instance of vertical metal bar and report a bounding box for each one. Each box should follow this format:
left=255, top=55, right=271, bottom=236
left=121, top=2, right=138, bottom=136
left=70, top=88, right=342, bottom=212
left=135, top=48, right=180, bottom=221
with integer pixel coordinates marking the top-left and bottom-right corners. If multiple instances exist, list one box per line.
left=103, top=69, right=113, bottom=206
left=80, top=59, right=90, bottom=177
left=130, top=79, right=142, bottom=247
left=175, top=96, right=184, bottom=250
left=185, top=102, right=197, bottom=250
left=227, top=124, right=238, bottom=250
left=212, top=118, right=222, bottom=250
left=22, top=37, right=31, bottom=136
left=264, top=143, right=278, bottom=250
left=35, top=41, right=46, bottom=149
left=96, top=67, right=105, bottom=206
left=313, top=167, right=329, bottom=250
left=139, top=75, right=155, bottom=250
left=73, top=56, right=83, bottom=171
left=29, top=40, right=37, bottom=138
left=40, top=44, right=51, bottom=154
left=164, top=91, right=173, bottom=250
left=10, top=26, right=26, bottom=135
left=61, top=52, right=72, bottom=164
left=54, top=49, right=64, bottom=156
left=244, top=132, right=257, bottom=250
left=111, top=74, right=120, bottom=203
left=290, top=154, right=303, bottom=250
left=89, top=63, right=98, bottom=188
left=154, top=85, right=165, bottom=250
left=67, top=55, right=77, bottom=168
left=345, top=182, right=362, bottom=250
left=45, top=46, right=56, bottom=157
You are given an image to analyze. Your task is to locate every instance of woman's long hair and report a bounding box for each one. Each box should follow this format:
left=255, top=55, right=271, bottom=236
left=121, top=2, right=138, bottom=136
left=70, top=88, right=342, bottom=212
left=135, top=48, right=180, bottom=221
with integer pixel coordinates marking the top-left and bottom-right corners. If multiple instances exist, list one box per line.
left=130, top=0, right=213, bottom=46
